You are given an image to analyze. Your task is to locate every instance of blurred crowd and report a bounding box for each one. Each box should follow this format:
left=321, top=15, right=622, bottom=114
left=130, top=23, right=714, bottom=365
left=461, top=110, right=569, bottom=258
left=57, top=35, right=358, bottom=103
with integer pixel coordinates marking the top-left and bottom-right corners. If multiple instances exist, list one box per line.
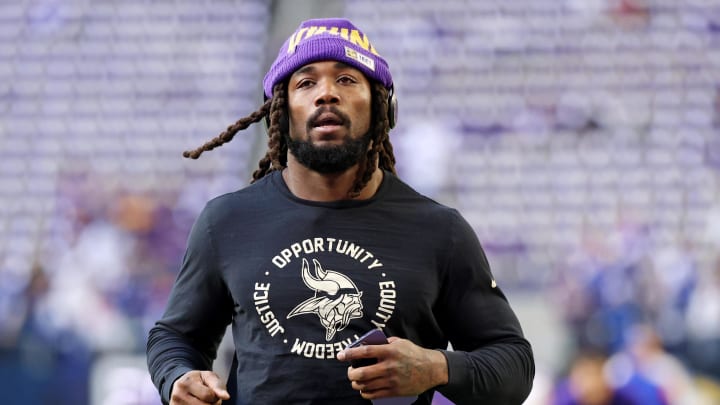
left=0, top=171, right=202, bottom=404
left=533, top=222, right=720, bottom=404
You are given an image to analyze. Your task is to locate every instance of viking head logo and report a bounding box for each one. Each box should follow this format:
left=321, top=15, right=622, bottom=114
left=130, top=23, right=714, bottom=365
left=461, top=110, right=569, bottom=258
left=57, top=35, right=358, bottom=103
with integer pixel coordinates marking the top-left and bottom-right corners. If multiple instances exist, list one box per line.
left=287, top=258, right=363, bottom=341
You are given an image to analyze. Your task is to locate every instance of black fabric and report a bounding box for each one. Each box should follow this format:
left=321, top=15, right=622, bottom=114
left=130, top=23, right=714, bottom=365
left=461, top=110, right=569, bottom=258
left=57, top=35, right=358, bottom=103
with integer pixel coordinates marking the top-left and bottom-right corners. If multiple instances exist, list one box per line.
left=223, top=354, right=238, bottom=405
left=147, top=170, right=534, bottom=405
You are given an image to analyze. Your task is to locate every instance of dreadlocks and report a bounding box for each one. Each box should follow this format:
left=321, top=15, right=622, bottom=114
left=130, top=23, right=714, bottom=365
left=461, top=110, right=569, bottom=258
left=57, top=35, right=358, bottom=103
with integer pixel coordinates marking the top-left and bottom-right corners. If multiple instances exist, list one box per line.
left=183, top=81, right=397, bottom=198
left=182, top=99, right=272, bottom=160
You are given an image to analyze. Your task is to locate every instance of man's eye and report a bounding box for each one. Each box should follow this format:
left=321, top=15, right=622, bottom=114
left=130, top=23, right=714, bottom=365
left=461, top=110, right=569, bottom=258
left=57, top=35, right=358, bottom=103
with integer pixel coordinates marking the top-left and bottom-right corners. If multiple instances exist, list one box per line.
left=338, top=76, right=356, bottom=84
left=297, top=80, right=314, bottom=88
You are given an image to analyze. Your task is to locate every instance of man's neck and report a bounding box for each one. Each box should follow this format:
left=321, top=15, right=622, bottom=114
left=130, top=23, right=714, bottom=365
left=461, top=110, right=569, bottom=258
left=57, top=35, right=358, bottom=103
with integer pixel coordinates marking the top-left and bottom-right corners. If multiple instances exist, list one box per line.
left=282, top=155, right=383, bottom=202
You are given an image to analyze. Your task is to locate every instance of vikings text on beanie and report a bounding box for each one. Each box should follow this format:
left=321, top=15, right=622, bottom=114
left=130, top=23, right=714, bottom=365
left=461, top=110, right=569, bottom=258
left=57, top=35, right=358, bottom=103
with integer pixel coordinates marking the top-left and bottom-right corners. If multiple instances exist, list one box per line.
left=263, top=18, right=393, bottom=98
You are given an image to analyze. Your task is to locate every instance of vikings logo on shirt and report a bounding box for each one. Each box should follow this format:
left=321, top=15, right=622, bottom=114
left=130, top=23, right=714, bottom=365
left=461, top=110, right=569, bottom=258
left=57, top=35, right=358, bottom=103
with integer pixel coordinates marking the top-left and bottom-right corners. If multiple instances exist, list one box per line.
left=252, top=237, right=398, bottom=360
left=287, top=258, right=363, bottom=341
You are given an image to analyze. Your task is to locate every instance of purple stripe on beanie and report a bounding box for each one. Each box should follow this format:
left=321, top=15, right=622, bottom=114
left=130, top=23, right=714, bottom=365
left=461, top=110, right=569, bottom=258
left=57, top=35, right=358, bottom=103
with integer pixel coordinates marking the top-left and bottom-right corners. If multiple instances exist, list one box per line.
left=263, top=18, right=393, bottom=98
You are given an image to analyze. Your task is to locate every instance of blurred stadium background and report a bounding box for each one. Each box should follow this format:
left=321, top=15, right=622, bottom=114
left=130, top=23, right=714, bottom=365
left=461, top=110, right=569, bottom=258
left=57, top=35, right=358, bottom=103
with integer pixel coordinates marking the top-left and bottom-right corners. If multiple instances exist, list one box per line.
left=1, top=0, right=720, bottom=404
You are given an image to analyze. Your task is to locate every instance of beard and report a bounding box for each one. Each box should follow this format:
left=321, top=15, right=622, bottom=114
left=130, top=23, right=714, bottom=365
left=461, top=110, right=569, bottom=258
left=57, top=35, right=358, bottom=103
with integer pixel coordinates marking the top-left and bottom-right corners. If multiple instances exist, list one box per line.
left=286, top=107, right=372, bottom=174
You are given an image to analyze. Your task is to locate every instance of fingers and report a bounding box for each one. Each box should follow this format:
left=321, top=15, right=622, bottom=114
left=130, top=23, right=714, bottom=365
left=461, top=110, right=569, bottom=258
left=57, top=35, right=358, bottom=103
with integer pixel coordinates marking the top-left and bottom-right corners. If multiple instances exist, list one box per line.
left=338, top=337, right=405, bottom=364
left=346, top=360, right=397, bottom=400
left=358, top=387, right=391, bottom=400
left=352, top=375, right=393, bottom=400
left=351, top=375, right=394, bottom=396
left=200, top=370, right=231, bottom=400
left=343, top=338, right=437, bottom=399
left=338, top=343, right=382, bottom=365
left=171, top=370, right=230, bottom=405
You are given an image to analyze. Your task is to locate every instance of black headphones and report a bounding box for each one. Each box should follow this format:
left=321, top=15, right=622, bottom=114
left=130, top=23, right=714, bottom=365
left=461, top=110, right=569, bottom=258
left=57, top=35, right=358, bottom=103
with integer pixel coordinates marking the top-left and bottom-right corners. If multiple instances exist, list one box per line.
left=387, top=86, right=398, bottom=129
left=263, top=86, right=398, bottom=130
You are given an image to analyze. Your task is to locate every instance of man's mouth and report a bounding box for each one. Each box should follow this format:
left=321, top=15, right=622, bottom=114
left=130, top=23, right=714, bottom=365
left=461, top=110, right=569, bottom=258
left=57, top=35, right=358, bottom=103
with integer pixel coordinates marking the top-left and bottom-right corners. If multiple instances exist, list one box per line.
left=312, top=112, right=344, bottom=128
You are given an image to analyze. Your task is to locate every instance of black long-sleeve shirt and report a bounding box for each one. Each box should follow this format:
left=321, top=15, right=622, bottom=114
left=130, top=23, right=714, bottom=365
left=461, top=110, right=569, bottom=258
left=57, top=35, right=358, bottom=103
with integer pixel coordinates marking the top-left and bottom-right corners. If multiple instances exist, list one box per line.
left=147, top=171, right=534, bottom=404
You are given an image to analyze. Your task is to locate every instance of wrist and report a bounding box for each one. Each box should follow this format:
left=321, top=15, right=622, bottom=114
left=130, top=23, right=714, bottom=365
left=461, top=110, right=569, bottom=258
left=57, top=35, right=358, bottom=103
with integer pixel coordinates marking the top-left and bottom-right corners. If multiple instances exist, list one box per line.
left=163, top=367, right=193, bottom=404
left=430, top=349, right=449, bottom=387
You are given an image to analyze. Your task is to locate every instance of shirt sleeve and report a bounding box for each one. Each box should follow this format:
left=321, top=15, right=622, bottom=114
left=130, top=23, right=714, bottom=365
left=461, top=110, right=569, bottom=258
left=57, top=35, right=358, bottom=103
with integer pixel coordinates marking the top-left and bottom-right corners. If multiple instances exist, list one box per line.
left=433, top=210, right=535, bottom=405
left=146, top=205, right=234, bottom=404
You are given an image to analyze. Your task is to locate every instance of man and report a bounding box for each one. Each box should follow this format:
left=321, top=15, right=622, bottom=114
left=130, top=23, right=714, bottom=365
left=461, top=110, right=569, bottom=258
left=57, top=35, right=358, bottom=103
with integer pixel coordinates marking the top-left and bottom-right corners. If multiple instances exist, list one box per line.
left=146, top=17, right=534, bottom=405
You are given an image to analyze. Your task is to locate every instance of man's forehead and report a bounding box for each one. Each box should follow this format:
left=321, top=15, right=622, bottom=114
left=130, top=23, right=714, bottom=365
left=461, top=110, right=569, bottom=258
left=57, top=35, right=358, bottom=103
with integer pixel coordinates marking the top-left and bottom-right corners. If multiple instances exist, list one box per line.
left=291, top=61, right=362, bottom=77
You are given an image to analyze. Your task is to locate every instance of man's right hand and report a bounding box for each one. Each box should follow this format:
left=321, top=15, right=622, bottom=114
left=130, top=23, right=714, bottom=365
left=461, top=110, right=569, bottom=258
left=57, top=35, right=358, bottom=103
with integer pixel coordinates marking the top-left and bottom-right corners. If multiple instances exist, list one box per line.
left=170, top=370, right=231, bottom=405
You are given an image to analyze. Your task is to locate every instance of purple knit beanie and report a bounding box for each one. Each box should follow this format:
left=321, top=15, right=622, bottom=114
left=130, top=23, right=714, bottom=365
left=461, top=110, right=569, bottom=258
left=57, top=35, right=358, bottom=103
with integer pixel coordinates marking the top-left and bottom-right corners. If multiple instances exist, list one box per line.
left=263, top=18, right=393, bottom=98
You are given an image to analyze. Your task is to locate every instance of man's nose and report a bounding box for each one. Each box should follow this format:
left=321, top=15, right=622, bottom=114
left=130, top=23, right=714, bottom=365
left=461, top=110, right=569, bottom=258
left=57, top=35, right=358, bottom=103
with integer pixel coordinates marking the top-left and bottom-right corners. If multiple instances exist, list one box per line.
left=314, top=81, right=340, bottom=106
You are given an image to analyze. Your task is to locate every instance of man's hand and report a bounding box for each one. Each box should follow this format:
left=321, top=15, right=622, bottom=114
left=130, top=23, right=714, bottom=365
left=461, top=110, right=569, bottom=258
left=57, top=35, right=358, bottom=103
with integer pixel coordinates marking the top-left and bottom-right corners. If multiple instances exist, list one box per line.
left=337, top=337, right=449, bottom=400
left=170, top=370, right=230, bottom=405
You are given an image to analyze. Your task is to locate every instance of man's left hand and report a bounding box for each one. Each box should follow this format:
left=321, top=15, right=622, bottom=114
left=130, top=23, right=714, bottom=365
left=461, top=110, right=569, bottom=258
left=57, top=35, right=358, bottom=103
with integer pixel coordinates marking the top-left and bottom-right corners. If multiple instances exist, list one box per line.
left=337, top=337, right=449, bottom=399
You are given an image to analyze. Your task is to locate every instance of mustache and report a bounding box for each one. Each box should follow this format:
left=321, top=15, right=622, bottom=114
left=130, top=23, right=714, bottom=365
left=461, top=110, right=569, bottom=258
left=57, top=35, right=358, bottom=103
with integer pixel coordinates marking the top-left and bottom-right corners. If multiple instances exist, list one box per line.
left=305, top=106, right=351, bottom=132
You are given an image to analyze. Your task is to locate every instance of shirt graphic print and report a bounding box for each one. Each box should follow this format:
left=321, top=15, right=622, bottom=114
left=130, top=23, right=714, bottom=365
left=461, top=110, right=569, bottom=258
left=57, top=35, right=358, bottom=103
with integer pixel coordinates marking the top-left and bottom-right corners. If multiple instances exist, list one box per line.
left=253, top=236, right=398, bottom=361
